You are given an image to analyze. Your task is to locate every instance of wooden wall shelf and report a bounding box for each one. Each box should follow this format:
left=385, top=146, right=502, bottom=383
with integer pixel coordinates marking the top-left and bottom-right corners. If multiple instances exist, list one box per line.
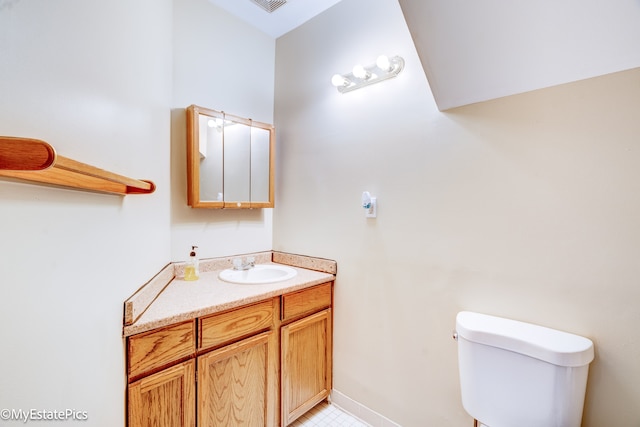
left=0, top=136, right=155, bottom=195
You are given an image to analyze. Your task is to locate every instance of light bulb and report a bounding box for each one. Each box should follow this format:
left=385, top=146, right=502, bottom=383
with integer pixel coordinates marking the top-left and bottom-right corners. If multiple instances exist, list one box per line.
left=352, top=64, right=369, bottom=80
left=331, top=74, right=349, bottom=87
left=207, top=119, right=215, bottom=128
left=376, top=55, right=391, bottom=71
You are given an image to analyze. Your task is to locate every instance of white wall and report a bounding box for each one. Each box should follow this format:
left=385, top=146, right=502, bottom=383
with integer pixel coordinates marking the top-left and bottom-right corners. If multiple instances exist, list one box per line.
left=170, top=0, right=275, bottom=261
left=274, top=0, right=640, bottom=425
left=0, top=1, right=172, bottom=425
left=0, top=1, right=275, bottom=424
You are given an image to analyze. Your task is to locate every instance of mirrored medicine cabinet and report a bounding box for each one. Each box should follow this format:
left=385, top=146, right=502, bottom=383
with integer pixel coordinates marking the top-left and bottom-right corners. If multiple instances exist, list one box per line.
left=186, top=105, right=274, bottom=209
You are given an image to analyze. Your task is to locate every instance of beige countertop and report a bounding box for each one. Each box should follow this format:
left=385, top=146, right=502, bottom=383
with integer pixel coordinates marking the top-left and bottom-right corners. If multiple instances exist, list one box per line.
left=123, top=260, right=335, bottom=337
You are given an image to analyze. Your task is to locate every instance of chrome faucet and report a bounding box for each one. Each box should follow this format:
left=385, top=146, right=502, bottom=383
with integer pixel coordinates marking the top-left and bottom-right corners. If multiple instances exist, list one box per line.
left=232, top=256, right=255, bottom=271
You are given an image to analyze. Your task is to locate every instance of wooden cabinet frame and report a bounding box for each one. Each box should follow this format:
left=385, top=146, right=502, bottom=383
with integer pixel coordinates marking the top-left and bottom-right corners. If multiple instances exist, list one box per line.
left=186, top=105, right=275, bottom=209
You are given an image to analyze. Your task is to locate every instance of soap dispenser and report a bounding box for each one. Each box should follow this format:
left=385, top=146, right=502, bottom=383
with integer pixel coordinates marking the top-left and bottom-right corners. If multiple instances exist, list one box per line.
left=184, top=245, right=199, bottom=281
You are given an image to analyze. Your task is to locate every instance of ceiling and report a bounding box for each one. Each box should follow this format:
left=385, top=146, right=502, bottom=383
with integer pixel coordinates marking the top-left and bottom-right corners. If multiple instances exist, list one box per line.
left=398, top=0, right=640, bottom=110
left=207, top=0, right=344, bottom=38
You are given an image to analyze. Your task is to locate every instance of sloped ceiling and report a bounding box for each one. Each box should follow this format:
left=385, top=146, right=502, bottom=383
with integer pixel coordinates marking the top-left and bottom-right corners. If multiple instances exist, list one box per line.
left=398, top=0, right=640, bottom=110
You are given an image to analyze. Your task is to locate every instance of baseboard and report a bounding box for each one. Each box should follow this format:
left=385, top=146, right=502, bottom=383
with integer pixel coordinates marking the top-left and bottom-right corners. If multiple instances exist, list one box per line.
left=330, top=389, right=401, bottom=427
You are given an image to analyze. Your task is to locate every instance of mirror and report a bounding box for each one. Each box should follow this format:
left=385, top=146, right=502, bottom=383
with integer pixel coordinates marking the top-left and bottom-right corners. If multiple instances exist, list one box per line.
left=186, top=105, right=274, bottom=208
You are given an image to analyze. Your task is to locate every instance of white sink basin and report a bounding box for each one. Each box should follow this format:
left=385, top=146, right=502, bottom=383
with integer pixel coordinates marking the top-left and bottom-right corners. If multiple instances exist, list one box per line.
left=218, top=264, right=297, bottom=284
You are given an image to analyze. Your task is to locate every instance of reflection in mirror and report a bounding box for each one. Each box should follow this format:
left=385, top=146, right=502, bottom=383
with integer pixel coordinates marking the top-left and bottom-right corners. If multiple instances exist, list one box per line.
left=198, top=114, right=223, bottom=202
left=251, top=126, right=271, bottom=203
left=223, top=121, right=251, bottom=203
left=186, top=105, right=275, bottom=209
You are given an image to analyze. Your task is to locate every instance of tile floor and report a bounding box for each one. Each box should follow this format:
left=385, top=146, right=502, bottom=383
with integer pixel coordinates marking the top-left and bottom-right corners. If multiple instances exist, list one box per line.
left=289, top=401, right=369, bottom=427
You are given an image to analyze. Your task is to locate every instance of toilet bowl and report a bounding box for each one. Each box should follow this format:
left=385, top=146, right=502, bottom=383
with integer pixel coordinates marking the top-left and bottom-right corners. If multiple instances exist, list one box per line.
left=455, top=311, right=594, bottom=427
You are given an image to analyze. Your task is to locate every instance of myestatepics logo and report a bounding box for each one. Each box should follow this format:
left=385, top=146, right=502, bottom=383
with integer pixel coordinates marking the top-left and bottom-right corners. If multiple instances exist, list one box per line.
left=0, top=408, right=88, bottom=423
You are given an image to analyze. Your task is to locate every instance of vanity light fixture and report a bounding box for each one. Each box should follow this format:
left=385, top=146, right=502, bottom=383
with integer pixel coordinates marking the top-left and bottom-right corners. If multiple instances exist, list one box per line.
left=331, top=55, right=404, bottom=94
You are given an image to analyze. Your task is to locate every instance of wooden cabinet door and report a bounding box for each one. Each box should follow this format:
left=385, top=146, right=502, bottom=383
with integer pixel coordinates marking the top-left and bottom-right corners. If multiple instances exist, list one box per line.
left=281, top=308, right=332, bottom=426
left=198, top=331, right=276, bottom=426
left=128, top=359, right=195, bottom=427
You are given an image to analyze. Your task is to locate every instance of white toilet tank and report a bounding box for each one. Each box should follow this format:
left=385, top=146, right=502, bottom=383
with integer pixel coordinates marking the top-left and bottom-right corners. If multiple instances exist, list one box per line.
left=455, top=311, right=594, bottom=427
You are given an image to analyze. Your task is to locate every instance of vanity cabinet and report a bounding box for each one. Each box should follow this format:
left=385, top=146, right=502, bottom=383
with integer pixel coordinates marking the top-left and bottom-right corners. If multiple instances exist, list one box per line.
left=125, top=282, right=333, bottom=427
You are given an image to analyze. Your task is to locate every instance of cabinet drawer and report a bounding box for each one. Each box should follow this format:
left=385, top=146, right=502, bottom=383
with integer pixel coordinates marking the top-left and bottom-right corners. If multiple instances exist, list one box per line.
left=128, top=320, right=195, bottom=380
left=281, top=282, right=332, bottom=322
left=199, top=298, right=276, bottom=351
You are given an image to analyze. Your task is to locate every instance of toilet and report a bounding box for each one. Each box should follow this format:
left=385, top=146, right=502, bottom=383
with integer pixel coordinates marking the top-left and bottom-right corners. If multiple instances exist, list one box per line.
left=454, top=311, right=594, bottom=427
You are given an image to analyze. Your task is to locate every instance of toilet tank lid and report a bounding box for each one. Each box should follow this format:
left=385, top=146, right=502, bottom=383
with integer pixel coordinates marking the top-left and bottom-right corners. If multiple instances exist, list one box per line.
left=456, top=311, right=594, bottom=367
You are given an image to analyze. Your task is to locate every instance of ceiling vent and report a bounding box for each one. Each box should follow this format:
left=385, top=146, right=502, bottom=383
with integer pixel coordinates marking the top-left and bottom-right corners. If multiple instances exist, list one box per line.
left=250, top=0, right=287, bottom=13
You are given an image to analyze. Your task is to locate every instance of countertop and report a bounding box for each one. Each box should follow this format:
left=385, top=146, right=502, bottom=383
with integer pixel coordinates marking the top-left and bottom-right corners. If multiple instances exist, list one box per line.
left=123, top=260, right=335, bottom=337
